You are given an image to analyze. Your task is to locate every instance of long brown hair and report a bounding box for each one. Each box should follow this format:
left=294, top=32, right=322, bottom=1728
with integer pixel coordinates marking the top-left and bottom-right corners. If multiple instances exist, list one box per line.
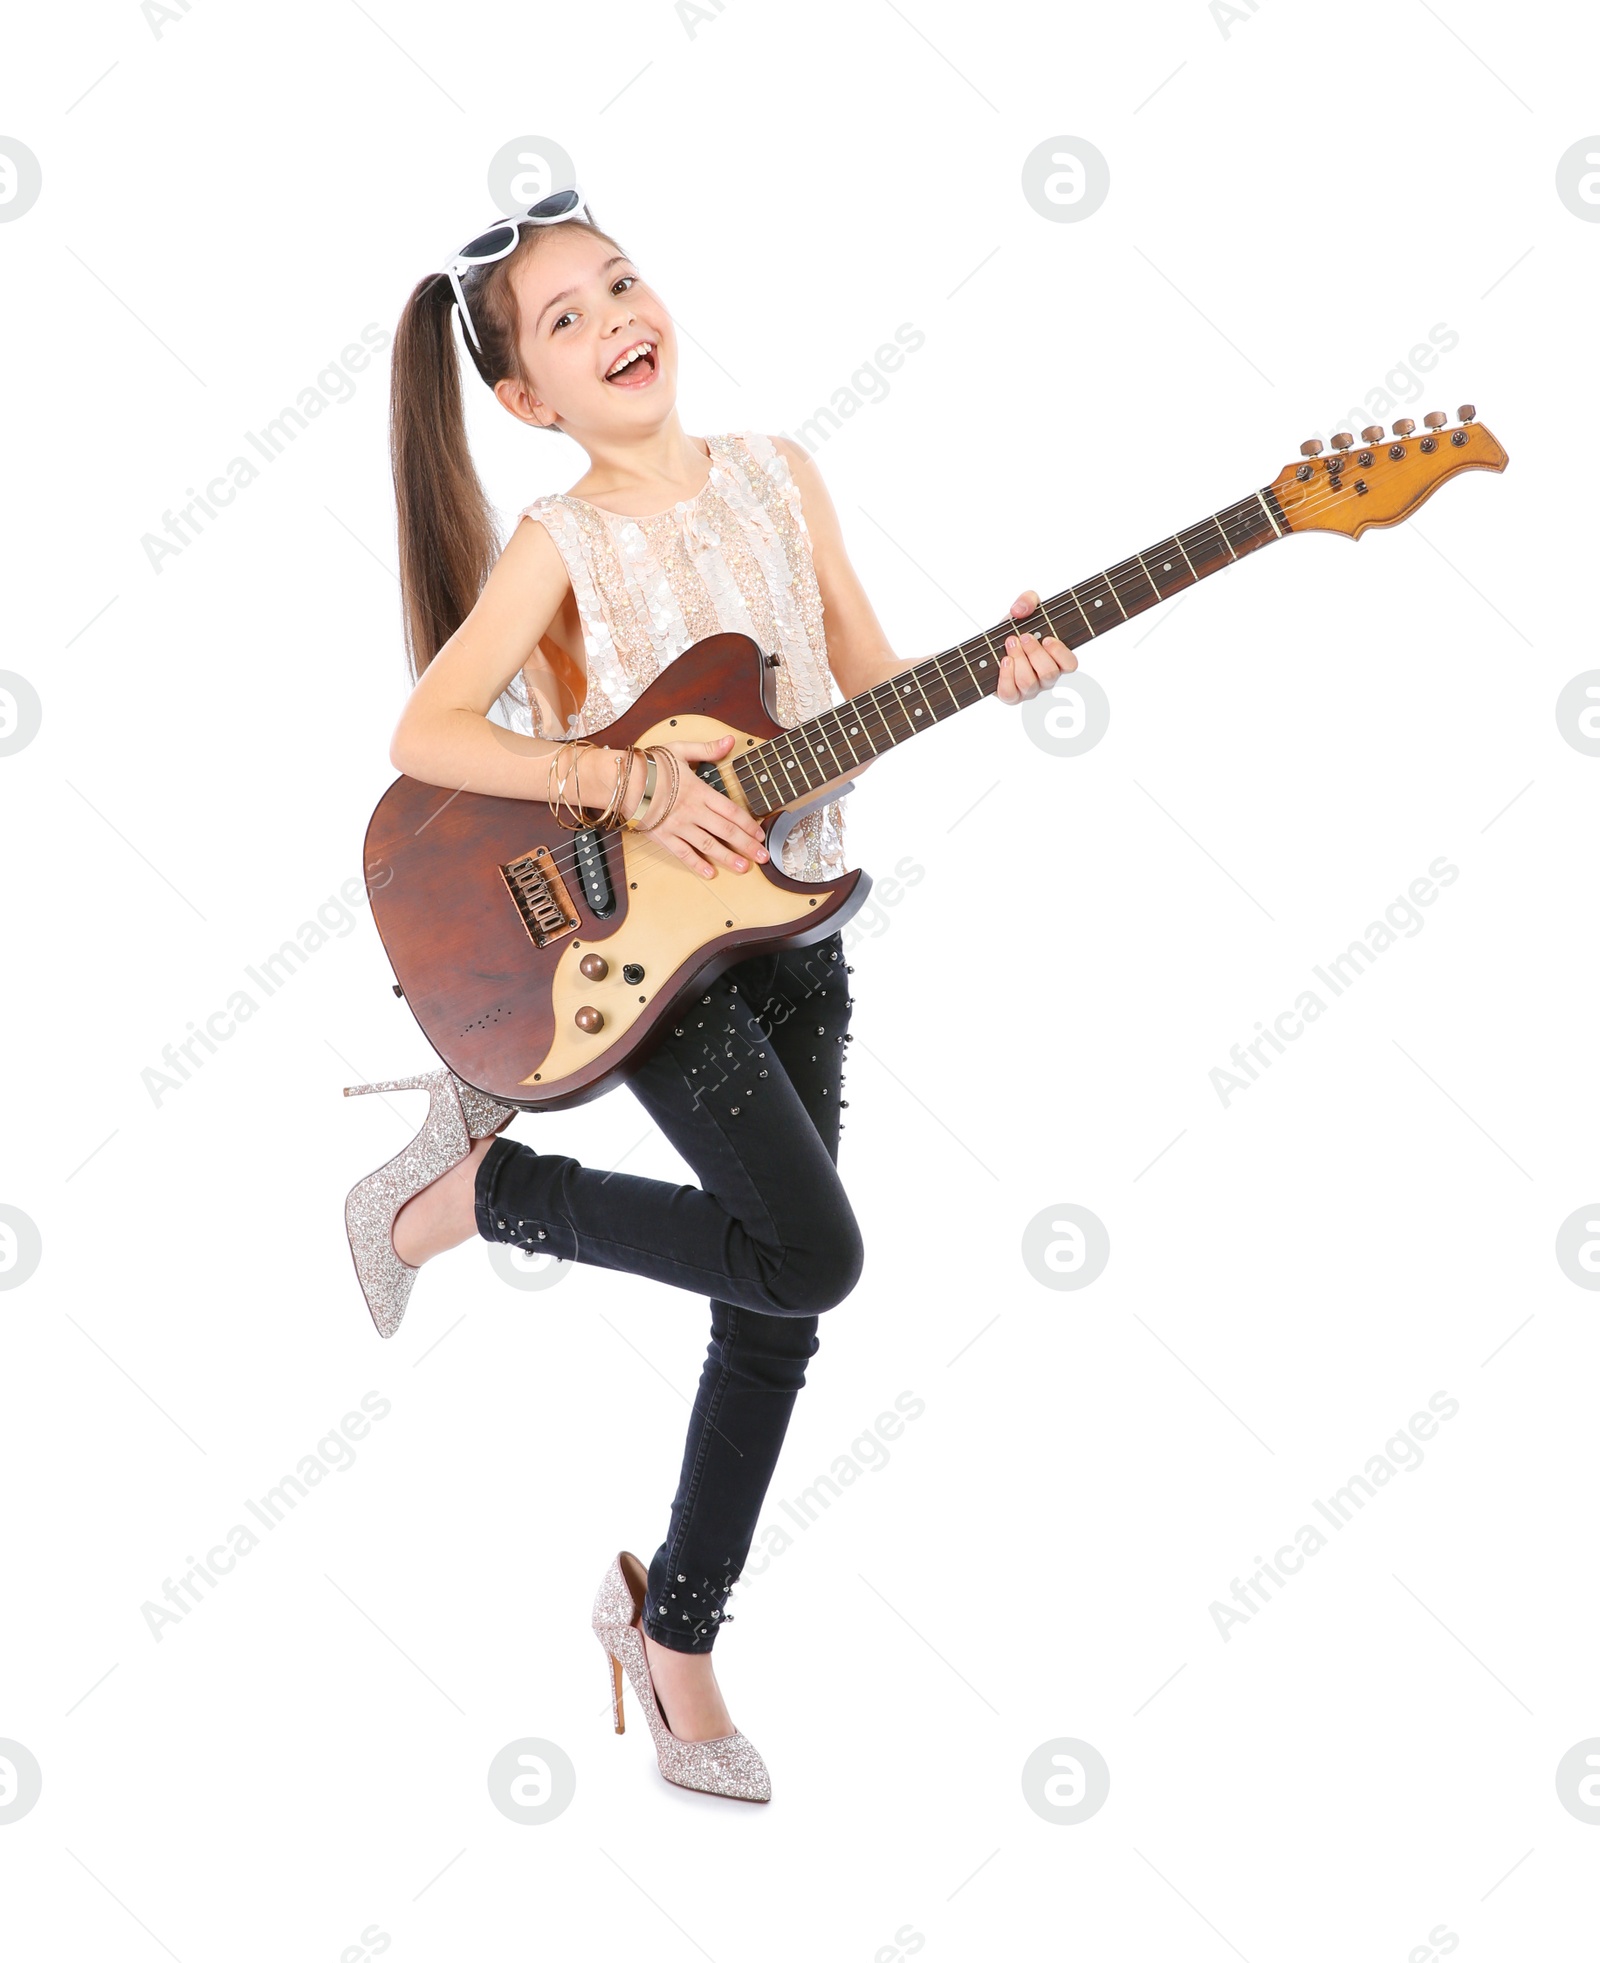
left=388, top=212, right=627, bottom=680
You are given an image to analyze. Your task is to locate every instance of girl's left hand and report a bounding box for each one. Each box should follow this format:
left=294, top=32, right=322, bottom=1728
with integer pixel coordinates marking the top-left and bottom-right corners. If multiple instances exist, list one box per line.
left=996, top=589, right=1077, bottom=703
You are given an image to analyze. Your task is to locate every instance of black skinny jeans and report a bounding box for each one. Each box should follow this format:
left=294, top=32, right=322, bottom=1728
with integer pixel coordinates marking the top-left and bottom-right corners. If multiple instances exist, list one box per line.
left=473, top=929, right=862, bottom=1653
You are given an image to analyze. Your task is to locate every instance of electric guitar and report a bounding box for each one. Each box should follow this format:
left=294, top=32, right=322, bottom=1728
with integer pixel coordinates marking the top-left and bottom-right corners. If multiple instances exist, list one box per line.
left=363, top=407, right=1507, bottom=1110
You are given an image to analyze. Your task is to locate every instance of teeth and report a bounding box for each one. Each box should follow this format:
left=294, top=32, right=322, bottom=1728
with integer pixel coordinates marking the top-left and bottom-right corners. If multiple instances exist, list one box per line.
left=605, top=341, right=653, bottom=379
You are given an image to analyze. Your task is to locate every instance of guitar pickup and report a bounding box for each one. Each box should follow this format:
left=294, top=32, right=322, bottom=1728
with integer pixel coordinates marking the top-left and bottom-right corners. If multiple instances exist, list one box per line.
left=500, top=844, right=581, bottom=947
left=570, top=826, right=618, bottom=919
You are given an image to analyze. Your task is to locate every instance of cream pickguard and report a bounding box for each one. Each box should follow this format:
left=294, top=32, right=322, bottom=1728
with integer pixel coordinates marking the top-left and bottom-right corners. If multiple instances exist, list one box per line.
left=522, top=713, right=855, bottom=1090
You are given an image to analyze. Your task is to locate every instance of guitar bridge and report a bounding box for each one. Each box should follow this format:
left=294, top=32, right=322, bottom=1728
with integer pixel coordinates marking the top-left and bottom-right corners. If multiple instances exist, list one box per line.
left=499, top=844, right=581, bottom=947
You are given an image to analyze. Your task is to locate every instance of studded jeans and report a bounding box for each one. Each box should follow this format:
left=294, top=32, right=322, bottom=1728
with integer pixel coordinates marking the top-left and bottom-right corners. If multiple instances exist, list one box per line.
left=473, top=929, right=863, bottom=1651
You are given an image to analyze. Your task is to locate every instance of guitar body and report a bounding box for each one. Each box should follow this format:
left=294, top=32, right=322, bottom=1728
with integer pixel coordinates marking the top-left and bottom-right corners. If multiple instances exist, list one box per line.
left=364, top=633, right=872, bottom=1111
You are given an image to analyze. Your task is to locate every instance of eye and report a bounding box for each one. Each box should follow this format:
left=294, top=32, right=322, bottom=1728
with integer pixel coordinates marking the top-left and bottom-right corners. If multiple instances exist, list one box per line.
left=612, top=274, right=637, bottom=295
left=550, top=310, right=578, bottom=333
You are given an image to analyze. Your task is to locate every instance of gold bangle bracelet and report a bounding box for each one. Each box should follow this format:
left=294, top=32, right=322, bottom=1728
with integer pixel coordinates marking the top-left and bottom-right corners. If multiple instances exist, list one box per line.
left=598, top=745, right=637, bottom=831
left=548, top=736, right=595, bottom=832
left=640, top=744, right=680, bottom=831
left=625, top=752, right=659, bottom=829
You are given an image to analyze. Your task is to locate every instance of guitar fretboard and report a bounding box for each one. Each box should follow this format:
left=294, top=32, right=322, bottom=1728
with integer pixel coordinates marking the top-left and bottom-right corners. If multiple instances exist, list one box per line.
left=729, top=484, right=1291, bottom=818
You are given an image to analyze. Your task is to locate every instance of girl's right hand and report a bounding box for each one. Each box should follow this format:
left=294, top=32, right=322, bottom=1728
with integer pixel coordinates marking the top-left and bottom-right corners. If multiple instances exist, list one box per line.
left=634, top=732, right=771, bottom=879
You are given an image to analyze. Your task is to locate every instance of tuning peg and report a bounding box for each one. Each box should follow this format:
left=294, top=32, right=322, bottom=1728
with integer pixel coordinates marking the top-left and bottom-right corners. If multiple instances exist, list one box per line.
left=1361, top=425, right=1384, bottom=443
left=1331, top=431, right=1354, bottom=449
left=1423, top=410, right=1447, bottom=430
left=1457, top=404, right=1475, bottom=423
left=1299, top=439, right=1324, bottom=457
left=1392, top=419, right=1415, bottom=438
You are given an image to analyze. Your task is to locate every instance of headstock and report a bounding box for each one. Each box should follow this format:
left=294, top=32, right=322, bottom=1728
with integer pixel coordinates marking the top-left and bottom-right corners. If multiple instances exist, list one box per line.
left=1270, top=406, right=1507, bottom=539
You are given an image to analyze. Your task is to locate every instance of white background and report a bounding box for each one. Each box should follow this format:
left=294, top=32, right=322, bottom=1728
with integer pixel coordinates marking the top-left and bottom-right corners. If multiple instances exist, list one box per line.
left=4, top=1, right=1598, bottom=1957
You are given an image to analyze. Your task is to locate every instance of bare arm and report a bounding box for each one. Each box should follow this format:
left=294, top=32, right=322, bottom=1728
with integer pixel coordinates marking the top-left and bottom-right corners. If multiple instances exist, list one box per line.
left=389, top=515, right=623, bottom=802
left=387, top=514, right=769, bottom=879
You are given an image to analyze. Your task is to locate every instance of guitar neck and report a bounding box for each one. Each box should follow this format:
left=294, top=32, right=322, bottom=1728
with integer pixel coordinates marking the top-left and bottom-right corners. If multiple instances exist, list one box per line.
left=729, top=482, right=1292, bottom=818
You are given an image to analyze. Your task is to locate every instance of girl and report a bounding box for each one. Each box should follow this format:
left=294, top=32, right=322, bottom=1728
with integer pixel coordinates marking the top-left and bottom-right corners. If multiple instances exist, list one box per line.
left=343, top=186, right=1073, bottom=1803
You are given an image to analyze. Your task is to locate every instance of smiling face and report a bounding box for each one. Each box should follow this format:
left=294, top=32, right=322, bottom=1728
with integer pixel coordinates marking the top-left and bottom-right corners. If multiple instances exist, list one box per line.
left=496, top=225, right=677, bottom=441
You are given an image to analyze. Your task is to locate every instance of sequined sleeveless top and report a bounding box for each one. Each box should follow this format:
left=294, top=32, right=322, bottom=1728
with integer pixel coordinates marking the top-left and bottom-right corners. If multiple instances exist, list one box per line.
left=492, top=430, right=846, bottom=883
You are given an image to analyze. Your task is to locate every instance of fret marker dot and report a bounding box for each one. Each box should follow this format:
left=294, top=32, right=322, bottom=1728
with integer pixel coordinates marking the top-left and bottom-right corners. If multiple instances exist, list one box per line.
left=978, top=659, right=987, bottom=668
left=1094, top=598, right=1103, bottom=607
left=1162, top=562, right=1171, bottom=571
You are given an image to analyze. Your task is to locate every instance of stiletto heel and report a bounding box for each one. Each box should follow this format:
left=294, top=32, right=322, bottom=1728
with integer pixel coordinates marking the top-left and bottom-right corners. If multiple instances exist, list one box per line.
left=590, top=1551, right=771, bottom=1802
left=450, top=1075, right=520, bottom=1142
left=340, top=1067, right=512, bottom=1339
left=343, top=1070, right=517, bottom=1136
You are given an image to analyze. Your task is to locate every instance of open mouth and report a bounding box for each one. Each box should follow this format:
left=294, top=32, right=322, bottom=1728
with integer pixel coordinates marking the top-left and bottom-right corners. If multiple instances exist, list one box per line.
left=604, top=340, right=658, bottom=388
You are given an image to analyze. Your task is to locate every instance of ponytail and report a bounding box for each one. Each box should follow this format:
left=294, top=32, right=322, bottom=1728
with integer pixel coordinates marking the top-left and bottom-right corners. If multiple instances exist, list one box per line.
left=388, top=213, right=626, bottom=681
left=389, top=271, right=497, bottom=681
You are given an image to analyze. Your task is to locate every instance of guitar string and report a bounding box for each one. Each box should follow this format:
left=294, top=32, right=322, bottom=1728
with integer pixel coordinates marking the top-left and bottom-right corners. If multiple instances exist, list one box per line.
left=463, top=438, right=1481, bottom=893
left=479, top=449, right=1437, bottom=887
left=504, top=482, right=1300, bottom=878
left=485, top=496, right=1281, bottom=883
left=687, top=434, right=1489, bottom=820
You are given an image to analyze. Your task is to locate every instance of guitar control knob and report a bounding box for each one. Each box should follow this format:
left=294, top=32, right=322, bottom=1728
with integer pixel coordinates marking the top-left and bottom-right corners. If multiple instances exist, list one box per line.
left=1331, top=431, right=1354, bottom=449
left=1361, top=426, right=1384, bottom=443
left=575, top=1005, right=604, bottom=1034
left=1423, top=410, right=1447, bottom=430
left=1457, top=404, right=1476, bottom=422
left=579, top=952, right=609, bottom=981
left=1392, top=419, right=1416, bottom=437
left=1299, top=439, right=1324, bottom=457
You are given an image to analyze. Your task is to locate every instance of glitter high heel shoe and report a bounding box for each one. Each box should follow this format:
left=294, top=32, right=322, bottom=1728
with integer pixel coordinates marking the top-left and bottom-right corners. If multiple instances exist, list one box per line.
left=591, top=1551, right=771, bottom=1803
left=341, top=1068, right=517, bottom=1339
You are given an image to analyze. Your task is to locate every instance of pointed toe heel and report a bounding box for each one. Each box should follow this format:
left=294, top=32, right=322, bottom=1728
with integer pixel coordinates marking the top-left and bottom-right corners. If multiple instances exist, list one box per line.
left=590, top=1551, right=771, bottom=1803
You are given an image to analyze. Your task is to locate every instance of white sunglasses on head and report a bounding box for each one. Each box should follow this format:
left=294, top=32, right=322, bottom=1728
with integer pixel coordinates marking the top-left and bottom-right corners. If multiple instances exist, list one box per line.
left=444, top=186, right=591, bottom=355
